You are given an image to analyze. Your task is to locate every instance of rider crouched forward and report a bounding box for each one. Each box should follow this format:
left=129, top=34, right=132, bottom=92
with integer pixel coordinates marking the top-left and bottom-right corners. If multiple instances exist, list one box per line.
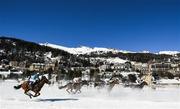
left=73, top=77, right=81, bottom=85
left=28, top=73, right=40, bottom=90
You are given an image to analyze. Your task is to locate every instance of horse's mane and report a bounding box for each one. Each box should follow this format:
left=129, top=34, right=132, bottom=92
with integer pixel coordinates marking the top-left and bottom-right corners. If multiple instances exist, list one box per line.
left=41, top=76, right=46, bottom=79
left=33, top=76, right=48, bottom=91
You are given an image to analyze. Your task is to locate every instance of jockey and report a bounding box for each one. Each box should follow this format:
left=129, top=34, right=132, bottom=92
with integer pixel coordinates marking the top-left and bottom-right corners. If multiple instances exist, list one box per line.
left=73, top=77, right=81, bottom=84
left=28, top=73, right=40, bottom=89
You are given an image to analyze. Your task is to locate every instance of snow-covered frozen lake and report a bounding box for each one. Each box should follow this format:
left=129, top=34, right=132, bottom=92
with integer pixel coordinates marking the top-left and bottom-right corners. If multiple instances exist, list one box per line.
left=0, top=80, right=180, bottom=109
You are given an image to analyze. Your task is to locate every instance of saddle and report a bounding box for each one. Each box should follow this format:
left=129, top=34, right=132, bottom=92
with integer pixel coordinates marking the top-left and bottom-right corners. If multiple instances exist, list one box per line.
left=29, top=80, right=39, bottom=90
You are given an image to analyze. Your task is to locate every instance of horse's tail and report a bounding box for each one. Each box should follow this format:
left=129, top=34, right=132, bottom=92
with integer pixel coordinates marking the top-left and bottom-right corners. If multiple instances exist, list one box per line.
left=58, top=84, right=67, bottom=89
left=14, top=84, right=22, bottom=90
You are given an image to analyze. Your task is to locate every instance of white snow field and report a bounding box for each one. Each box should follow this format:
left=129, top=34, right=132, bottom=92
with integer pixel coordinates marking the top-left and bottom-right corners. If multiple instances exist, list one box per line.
left=0, top=80, right=180, bottom=109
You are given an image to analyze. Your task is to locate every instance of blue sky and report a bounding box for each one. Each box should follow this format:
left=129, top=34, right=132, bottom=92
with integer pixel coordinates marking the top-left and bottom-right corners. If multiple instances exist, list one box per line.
left=0, top=0, right=179, bottom=52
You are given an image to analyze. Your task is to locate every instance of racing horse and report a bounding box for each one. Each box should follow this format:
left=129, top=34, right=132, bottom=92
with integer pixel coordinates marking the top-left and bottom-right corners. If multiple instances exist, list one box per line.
left=58, top=80, right=89, bottom=94
left=107, top=78, right=120, bottom=92
left=94, top=80, right=106, bottom=89
left=14, top=76, right=50, bottom=99
left=124, top=81, right=148, bottom=89
left=94, top=78, right=120, bottom=92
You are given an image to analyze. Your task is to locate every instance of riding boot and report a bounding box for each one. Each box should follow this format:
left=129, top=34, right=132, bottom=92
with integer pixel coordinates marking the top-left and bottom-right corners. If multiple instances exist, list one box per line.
left=29, top=84, right=34, bottom=90
left=29, top=85, right=32, bottom=90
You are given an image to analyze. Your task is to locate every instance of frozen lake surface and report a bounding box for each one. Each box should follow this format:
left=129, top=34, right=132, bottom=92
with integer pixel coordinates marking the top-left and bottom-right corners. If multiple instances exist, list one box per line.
left=0, top=80, right=180, bottom=109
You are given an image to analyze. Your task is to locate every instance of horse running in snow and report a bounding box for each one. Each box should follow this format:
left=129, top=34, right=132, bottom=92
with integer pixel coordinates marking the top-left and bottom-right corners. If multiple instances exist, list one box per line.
left=14, top=76, right=51, bottom=99
left=58, top=80, right=89, bottom=94
left=94, top=78, right=120, bottom=92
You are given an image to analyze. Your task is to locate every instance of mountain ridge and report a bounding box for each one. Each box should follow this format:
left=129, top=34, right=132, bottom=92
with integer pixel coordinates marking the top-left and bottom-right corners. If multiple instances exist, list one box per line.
left=0, top=36, right=178, bottom=64
left=40, top=42, right=180, bottom=56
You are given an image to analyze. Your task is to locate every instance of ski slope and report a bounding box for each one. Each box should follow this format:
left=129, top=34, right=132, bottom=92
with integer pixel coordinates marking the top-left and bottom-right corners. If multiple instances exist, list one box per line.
left=0, top=80, right=180, bottom=109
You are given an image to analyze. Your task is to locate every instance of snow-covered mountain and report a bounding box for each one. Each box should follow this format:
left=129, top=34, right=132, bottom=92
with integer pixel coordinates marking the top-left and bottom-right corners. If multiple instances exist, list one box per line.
left=158, top=51, right=180, bottom=55
left=40, top=43, right=133, bottom=55
left=40, top=43, right=180, bottom=56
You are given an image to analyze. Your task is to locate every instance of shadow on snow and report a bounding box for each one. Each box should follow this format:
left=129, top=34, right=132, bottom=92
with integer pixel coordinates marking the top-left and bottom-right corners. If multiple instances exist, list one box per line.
left=36, top=98, right=79, bottom=102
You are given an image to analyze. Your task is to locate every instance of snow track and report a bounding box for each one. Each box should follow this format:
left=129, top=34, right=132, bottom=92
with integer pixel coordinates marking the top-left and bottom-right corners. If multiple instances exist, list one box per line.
left=0, top=80, right=180, bottom=109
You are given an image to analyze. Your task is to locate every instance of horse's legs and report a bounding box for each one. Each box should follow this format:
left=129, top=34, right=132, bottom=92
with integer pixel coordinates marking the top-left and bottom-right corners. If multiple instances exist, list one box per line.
left=73, top=88, right=77, bottom=94
left=107, top=84, right=114, bottom=92
left=71, top=88, right=74, bottom=93
left=24, top=90, right=32, bottom=99
left=78, top=89, right=81, bottom=93
left=73, top=89, right=77, bottom=94
left=66, top=88, right=71, bottom=94
left=76, top=86, right=81, bottom=94
left=73, top=87, right=80, bottom=94
left=33, top=92, right=40, bottom=97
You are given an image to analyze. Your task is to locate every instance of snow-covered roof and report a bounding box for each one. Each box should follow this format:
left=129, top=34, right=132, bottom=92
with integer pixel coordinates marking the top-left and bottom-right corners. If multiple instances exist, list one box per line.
left=0, top=70, right=10, bottom=75
left=0, top=70, right=23, bottom=75
left=120, top=72, right=140, bottom=77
